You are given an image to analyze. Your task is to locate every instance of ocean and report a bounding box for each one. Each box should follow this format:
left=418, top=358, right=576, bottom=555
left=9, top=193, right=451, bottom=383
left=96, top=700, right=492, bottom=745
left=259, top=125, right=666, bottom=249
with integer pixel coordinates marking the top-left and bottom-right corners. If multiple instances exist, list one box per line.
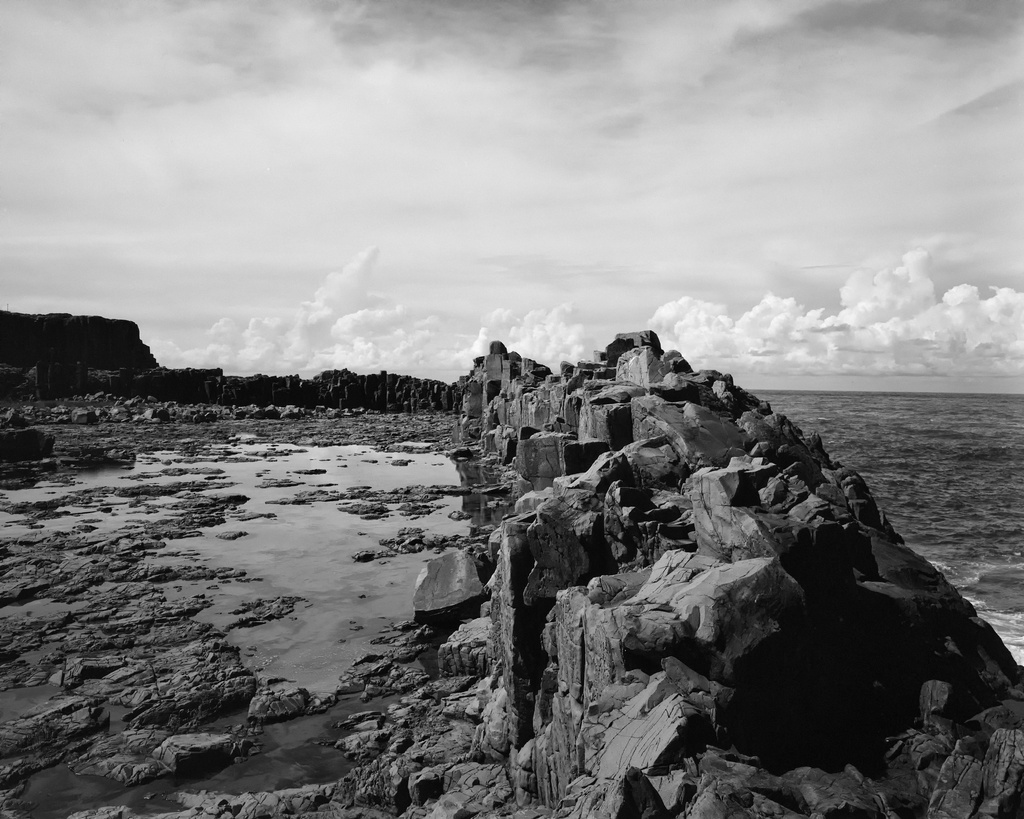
left=758, top=389, right=1024, bottom=664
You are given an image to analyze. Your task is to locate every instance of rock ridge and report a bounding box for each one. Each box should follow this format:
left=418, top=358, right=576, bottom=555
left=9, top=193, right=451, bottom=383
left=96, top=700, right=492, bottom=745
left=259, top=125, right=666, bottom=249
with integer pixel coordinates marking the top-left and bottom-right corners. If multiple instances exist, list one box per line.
left=417, top=330, right=1024, bottom=818
left=0, top=311, right=157, bottom=371
left=0, top=311, right=460, bottom=410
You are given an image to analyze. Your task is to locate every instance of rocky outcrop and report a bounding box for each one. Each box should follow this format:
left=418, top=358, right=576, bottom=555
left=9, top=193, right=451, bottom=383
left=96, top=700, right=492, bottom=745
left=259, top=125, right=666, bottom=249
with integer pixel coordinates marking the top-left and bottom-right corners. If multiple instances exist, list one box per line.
left=115, top=367, right=460, bottom=411
left=150, top=732, right=244, bottom=775
left=0, top=311, right=158, bottom=371
left=0, top=311, right=460, bottom=409
left=0, top=428, right=53, bottom=461
left=431, top=332, right=1024, bottom=818
left=14, top=362, right=461, bottom=409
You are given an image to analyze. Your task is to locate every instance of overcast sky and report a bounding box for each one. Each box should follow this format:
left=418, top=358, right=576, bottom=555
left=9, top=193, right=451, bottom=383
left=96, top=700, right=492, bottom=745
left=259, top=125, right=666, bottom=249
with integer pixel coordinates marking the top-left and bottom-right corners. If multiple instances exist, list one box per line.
left=2, top=0, right=1022, bottom=391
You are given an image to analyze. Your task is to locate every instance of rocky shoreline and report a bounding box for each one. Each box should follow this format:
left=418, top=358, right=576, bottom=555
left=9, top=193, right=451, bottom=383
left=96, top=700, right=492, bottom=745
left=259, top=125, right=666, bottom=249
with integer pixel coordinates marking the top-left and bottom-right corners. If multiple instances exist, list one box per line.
left=2, top=334, right=1023, bottom=819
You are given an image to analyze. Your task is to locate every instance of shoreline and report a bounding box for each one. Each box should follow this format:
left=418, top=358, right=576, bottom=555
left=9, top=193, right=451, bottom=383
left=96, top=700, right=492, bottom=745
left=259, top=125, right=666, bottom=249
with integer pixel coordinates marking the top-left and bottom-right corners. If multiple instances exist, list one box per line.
left=0, top=409, right=508, bottom=818
left=2, top=334, right=1024, bottom=818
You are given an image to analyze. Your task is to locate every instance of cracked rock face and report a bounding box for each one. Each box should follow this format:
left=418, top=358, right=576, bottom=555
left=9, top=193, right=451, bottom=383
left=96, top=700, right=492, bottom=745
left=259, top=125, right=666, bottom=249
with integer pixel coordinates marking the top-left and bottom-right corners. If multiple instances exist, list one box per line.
left=440, top=333, right=1024, bottom=818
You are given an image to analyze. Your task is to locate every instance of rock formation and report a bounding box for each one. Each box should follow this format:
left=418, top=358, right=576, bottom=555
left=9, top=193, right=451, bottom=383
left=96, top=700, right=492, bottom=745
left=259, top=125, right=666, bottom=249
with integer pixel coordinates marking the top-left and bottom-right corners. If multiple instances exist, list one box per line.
left=8, top=361, right=459, bottom=412
left=7, top=330, right=1024, bottom=819
left=0, top=311, right=157, bottom=372
left=0, top=311, right=461, bottom=410
left=431, top=332, right=1024, bottom=818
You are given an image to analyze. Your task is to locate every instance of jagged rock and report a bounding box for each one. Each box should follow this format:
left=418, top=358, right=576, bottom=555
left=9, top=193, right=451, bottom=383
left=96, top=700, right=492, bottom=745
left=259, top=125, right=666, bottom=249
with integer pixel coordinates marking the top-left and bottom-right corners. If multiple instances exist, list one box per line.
left=150, top=732, right=240, bottom=775
left=413, top=550, right=486, bottom=625
left=620, top=436, right=683, bottom=489
left=578, top=382, right=647, bottom=452
left=553, top=450, right=632, bottom=498
left=0, top=695, right=109, bottom=757
left=436, top=332, right=1024, bottom=816
left=630, top=395, right=749, bottom=468
left=977, top=728, right=1024, bottom=817
left=71, top=408, right=98, bottom=425
left=0, top=428, right=54, bottom=461
left=247, top=685, right=310, bottom=724
left=474, top=684, right=512, bottom=760
left=516, top=432, right=572, bottom=490
left=606, top=331, right=663, bottom=366
left=438, top=617, right=492, bottom=678
left=69, top=728, right=172, bottom=785
left=123, top=639, right=257, bottom=728
left=684, top=775, right=806, bottom=818
left=928, top=738, right=987, bottom=818
left=616, top=347, right=674, bottom=389
left=1, top=408, right=29, bottom=428
left=581, top=673, right=714, bottom=781
left=650, top=371, right=702, bottom=403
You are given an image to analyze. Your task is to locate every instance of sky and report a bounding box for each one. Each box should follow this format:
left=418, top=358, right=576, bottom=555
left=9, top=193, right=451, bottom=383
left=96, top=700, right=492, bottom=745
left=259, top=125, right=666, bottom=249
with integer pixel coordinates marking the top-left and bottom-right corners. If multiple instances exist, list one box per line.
left=1, top=0, right=1022, bottom=392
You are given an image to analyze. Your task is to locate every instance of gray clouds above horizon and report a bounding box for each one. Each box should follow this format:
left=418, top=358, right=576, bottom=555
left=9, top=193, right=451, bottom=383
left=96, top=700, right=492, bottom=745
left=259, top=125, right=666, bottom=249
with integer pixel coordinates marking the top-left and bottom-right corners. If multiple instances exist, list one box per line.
left=1, top=0, right=1021, bottom=387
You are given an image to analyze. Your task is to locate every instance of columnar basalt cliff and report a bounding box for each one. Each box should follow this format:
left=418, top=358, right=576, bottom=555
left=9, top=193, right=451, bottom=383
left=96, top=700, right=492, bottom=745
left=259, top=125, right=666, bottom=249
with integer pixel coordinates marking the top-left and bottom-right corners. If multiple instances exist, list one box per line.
left=437, top=331, right=1024, bottom=818
left=0, top=311, right=158, bottom=371
left=0, top=311, right=460, bottom=410
left=75, top=366, right=459, bottom=412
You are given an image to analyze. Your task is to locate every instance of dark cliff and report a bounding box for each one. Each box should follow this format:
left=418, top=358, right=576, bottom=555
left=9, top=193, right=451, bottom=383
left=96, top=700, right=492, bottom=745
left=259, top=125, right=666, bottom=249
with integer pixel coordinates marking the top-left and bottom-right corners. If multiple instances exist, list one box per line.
left=0, top=311, right=158, bottom=370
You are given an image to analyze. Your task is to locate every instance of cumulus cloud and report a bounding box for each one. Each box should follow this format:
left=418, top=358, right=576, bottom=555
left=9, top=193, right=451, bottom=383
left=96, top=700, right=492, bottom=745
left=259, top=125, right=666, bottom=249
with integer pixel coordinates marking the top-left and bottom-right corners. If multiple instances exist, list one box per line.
left=151, top=248, right=588, bottom=380
left=466, top=304, right=589, bottom=366
left=155, top=247, right=386, bottom=373
left=648, top=249, right=1024, bottom=381
left=153, top=246, right=1023, bottom=387
left=3, top=0, right=1021, bottom=365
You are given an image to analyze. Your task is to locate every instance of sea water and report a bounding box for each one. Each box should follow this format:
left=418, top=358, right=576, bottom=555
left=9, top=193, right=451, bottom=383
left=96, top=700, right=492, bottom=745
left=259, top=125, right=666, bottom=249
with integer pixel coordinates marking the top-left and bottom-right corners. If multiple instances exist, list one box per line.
left=759, top=390, right=1024, bottom=663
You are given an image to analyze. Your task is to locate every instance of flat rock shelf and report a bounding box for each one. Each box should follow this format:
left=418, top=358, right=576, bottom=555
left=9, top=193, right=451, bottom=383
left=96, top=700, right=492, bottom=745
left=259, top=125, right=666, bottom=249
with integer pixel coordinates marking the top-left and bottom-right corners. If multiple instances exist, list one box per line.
left=0, top=411, right=509, bottom=819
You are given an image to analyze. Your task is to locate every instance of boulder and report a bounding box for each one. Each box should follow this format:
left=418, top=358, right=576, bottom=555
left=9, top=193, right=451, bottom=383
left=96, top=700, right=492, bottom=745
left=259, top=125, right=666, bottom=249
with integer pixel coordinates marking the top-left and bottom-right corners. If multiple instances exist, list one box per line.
left=413, top=550, right=486, bottom=625
left=554, top=450, right=633, bottom=498
left=0, top=428, right=54, bottom=461
left=142, top=406, right=171, bottom=423
left=71, top=408, right=98, bottom=425
left=631, top=395, right=748, bottom=468
left=620, top=436, right=683, bottom=489
left=151, top=732, right=239, bottom=775
left=247, top=686, right=310, bottom=724
left=1, top=409, right=29, bottom=428
left=606, top=330, right=663, bottom=366
left=650, top=372, right=701, bottom=403
left=616, top=347, right=673, bottom=389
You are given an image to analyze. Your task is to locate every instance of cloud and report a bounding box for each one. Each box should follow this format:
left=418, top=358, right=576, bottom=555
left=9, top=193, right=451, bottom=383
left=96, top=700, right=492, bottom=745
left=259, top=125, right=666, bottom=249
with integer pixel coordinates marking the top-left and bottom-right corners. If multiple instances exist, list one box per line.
left=151, top=248, right=588, bottom=379
left=648, top=249, right=1024, bottom=380
left=467, top=304, right=589, bottom=366
left=2, top=2, right=1021, bottom=391
left=156, top=244, right=1024, bottom=388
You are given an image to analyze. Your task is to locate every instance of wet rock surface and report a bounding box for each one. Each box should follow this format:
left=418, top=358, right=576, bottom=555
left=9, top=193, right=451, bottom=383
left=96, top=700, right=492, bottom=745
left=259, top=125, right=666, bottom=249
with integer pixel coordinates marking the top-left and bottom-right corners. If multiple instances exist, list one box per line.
left=0, top=408, right=513, bottom=818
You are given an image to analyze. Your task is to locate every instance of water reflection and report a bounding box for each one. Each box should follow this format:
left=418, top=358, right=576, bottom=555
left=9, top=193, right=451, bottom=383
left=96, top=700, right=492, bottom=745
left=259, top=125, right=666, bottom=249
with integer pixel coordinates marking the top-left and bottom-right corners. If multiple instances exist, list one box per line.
left=5, top=444, right=516, bottom=818
left=452, top=458, right=514, bottom=528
